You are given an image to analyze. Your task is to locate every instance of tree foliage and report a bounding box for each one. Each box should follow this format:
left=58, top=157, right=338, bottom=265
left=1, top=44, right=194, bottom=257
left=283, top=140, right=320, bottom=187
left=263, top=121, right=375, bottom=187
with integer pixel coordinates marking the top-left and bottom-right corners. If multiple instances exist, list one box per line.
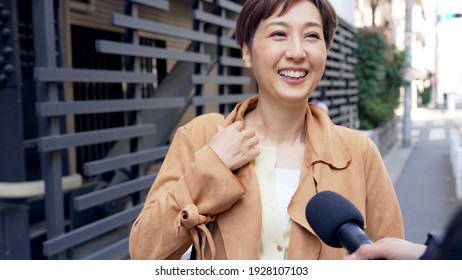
left=356, top=28, right=405, bottom=130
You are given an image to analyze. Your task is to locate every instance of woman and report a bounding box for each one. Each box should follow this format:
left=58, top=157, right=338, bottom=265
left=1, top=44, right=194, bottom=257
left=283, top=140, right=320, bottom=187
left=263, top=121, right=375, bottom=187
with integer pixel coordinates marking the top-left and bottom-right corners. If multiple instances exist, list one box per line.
left=129, top=0, right=404, bottom=260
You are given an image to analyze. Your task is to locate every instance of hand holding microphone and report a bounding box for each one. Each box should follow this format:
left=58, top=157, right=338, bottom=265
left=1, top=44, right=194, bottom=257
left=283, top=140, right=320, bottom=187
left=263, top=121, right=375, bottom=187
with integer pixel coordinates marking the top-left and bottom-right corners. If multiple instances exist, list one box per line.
left=305, top=191, right=441, bottom=260
left=343, top=237, right=427, bottom=260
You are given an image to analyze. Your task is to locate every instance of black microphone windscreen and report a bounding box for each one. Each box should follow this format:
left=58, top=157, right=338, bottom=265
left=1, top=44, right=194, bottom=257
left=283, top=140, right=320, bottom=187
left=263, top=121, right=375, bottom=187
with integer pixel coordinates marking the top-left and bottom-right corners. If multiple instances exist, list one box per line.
left=305, top=191, right=365, bottom=247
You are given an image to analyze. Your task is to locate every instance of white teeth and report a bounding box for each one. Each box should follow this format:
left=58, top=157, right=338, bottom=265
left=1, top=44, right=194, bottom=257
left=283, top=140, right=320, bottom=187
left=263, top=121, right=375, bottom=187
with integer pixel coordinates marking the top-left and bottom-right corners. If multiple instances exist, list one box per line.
left=278, top=70, right=307, bottom=78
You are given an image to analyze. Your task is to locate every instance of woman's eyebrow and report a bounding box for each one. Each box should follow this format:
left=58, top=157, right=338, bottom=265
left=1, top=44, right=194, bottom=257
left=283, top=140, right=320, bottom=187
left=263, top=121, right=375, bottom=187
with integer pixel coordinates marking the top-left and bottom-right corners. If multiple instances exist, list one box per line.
left=265, top=21, right=322, bottom=29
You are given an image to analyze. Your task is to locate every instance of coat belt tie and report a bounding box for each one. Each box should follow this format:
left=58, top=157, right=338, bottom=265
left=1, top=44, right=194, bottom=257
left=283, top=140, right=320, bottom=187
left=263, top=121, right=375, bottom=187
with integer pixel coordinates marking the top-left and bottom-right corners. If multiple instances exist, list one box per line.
left=175, top=204, right=216, bottom=260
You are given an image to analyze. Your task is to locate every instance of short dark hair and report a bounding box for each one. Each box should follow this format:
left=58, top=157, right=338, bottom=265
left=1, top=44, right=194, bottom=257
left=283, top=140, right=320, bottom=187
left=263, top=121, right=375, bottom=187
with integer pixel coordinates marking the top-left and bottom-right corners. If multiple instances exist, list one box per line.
left=235, top=0, right=338, bottom=50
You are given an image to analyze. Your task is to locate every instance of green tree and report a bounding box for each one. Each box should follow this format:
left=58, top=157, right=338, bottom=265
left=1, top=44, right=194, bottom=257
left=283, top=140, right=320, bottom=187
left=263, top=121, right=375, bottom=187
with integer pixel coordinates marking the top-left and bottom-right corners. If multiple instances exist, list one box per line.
left=356, top=28, right=405, bottom=130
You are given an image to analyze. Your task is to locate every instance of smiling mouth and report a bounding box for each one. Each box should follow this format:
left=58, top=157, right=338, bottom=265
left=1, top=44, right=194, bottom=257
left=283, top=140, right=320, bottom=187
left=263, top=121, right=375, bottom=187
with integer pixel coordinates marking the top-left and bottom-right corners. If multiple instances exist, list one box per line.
left=278, top=70, right=308, bottom=79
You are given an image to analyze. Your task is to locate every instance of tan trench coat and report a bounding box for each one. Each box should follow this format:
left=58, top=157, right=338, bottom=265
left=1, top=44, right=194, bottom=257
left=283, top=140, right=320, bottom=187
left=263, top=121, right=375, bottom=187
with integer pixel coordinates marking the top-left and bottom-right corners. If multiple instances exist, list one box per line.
left=129, top=96, right=404, bottom=260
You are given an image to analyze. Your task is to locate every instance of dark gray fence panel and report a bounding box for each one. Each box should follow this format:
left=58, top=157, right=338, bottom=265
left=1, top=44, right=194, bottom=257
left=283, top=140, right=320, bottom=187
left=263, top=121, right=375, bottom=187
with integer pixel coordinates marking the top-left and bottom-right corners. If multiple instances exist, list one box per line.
left=83, top=145, right=169, bottom=176
left=42, top=205, right=142, bottom=257
left=38, top=124, right=157, bottom=152
left=219, top=36, right=240, bottom=49
left=73, top=175, right=156, bottom=211
left=33, top=0, right=67, bottom=253
left=193, top=10, right=236, bottom=29
left=35, top=67, right=157, bottom=84
left=220, top=56, right=244, bottom=67
left=217, top=0, right=242, bottom=13
left=193, top=93, right=256, bottom=106
left=319, top=18, right=359, bottom=128
left=36, top=98, right=186, bottom=117
left=96, top=40, right=211, bottom=63
left=191, top=75, right=250, bottom=85
left=83, top=238, right=129, bottom=260
left=112, top=13, right=217, bottom=44
left=130, top=0, right=169, bottom=11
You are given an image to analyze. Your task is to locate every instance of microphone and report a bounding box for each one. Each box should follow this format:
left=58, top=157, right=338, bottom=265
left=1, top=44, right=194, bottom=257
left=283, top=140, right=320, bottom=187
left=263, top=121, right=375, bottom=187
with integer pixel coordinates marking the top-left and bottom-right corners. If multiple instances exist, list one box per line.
left=305, top=190, right=372, bottom=254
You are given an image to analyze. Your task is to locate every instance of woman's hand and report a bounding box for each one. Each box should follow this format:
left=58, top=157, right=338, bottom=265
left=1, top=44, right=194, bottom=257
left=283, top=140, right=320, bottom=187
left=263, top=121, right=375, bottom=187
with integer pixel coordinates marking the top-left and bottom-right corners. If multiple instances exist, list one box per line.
left=209, top=121, right=260, bottom=171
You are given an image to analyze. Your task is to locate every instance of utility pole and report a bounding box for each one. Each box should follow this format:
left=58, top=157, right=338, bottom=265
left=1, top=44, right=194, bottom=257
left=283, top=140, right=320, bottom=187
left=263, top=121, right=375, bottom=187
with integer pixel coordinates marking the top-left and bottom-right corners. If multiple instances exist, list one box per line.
left=391, top=0, right=397, bottom=46
left=432, top=0, right=439, bottom=109
left=402, top=0, right=413, bottom=148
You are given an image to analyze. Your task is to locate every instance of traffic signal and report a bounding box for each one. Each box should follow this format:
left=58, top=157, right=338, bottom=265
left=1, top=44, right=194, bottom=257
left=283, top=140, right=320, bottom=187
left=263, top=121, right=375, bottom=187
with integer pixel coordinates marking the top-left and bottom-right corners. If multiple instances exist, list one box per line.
left=445, top=13, right=462, bottom=20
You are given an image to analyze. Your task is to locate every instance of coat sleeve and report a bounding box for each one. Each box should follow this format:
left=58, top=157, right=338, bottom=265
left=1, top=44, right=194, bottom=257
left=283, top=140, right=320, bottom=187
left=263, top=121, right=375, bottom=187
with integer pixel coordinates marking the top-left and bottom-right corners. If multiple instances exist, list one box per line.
left=129, top=123, right=247, bottom=259
left=363, top=138, right=405, bottom=241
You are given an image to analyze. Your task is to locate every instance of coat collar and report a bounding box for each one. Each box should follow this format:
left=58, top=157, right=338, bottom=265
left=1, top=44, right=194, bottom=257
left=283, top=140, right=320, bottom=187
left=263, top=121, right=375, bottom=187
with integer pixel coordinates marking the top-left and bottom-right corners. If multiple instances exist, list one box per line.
left=225, top=96, right=352, bottom=170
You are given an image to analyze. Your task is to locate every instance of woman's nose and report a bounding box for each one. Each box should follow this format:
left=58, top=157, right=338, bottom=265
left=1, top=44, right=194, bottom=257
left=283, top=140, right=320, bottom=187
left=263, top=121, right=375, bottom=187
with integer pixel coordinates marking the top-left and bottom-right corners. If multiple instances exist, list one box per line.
left=285, top=38, right=307, bottom=61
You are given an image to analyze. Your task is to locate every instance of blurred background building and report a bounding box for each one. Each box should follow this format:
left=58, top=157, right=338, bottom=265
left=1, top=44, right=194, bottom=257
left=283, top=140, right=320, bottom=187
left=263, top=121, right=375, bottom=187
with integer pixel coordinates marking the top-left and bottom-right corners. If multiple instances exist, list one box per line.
left=356, top=0, right=462, bottom=108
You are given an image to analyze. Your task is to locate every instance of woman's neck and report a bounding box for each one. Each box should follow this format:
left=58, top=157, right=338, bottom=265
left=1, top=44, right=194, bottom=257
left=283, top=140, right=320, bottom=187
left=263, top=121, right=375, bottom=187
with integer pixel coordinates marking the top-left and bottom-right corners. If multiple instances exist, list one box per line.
left=245, top=98, right=306, bottom=146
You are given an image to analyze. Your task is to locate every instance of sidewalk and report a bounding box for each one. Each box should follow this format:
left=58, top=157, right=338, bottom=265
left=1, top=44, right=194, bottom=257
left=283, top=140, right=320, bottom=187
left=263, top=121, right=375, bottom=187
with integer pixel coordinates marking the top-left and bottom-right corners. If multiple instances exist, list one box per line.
left=383, top=107, right=461, bottom=243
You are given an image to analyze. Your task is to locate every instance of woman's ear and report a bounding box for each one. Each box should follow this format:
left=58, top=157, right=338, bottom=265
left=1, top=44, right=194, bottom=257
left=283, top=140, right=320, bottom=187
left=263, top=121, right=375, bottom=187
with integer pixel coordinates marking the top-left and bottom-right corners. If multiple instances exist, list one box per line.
left=242, top=43, right=252, bottom=68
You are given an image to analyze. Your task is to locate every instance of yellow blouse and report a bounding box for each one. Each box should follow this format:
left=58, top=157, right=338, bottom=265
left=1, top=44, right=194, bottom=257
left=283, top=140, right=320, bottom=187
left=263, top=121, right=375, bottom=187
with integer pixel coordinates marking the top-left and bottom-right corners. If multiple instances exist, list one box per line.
left=253, top=145, right=300, bottom=260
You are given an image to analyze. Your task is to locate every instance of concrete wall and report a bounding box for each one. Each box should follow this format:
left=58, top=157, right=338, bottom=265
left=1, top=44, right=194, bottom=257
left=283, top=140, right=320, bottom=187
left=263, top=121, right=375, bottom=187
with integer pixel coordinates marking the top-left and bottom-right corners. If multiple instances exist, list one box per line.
left=363, top=119, right=398, bottom=157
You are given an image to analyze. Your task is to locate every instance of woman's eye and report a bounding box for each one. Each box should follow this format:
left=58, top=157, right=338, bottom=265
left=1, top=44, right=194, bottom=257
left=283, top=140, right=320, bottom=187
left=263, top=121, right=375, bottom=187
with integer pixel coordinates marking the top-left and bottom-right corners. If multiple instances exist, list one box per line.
left=270, top=31, right=286, bottom=37
left=306, top=33, right=321, bottom=39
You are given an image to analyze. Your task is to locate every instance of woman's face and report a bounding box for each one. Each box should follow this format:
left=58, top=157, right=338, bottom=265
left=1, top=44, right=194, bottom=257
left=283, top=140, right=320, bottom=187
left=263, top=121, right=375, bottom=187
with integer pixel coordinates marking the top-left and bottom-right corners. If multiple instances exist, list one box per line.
left=242, top=0, right=327, bottom=105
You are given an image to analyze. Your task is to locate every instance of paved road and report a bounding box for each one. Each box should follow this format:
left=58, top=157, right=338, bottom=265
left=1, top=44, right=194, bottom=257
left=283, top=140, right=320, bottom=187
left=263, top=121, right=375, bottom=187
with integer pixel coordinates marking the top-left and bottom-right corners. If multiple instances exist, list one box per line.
left=384, top=107, right=461, bottom=244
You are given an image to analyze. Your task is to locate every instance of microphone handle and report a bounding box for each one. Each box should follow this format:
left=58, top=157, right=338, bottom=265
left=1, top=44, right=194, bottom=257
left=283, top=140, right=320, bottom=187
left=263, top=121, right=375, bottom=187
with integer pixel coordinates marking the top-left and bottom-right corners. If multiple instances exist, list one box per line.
left=336, top=222, right=372, bottom=254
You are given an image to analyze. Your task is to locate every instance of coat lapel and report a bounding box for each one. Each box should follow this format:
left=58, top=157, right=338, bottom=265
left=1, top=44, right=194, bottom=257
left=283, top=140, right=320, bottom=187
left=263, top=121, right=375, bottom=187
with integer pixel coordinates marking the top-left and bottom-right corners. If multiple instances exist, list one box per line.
left=288, top=104, right=351, bottom=231
left=287, top=105, right=353, bottom=258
